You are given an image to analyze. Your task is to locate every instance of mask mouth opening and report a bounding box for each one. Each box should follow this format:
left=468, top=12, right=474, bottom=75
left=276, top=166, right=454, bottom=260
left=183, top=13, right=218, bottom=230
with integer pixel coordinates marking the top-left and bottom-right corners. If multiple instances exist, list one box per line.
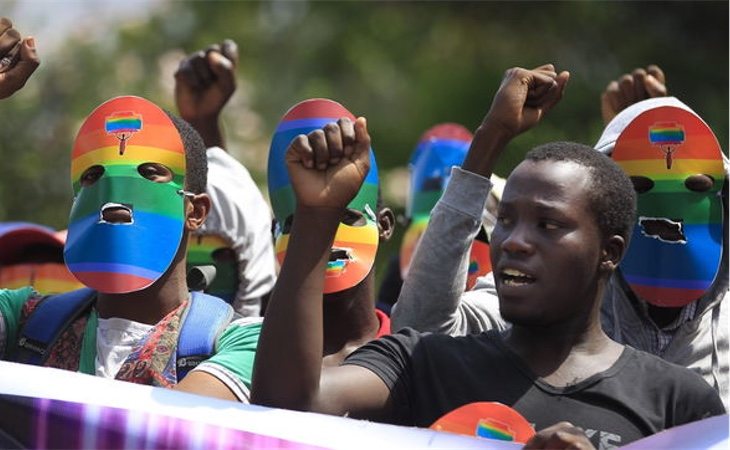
left=99, top=202, right=134, bottom=225
left=638, top=216, right=686, bottom=244
left=326, top=248, right=352, bottom=275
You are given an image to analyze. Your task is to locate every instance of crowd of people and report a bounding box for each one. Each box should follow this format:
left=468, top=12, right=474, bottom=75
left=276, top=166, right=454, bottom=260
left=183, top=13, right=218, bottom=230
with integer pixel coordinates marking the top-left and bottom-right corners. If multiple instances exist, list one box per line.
left=0, top=16, right=726, bottom=450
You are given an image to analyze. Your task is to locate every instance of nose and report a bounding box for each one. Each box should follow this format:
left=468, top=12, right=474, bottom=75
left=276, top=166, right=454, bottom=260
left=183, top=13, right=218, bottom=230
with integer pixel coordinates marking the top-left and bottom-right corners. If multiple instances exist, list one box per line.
left=499, top=224, right=534, bottom=255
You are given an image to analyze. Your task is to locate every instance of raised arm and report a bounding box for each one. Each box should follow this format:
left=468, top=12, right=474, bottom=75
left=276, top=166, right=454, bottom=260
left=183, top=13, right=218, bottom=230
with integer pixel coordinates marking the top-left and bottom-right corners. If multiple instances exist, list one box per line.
left=0, top=17, right=39, bottom=100
left=174, top=40, right=238, bottom=149
left=600, top=65, right=666, bottom=125
left=252, top=117, right=392, bottom=418
left=392, top=65, right=569, bottom=335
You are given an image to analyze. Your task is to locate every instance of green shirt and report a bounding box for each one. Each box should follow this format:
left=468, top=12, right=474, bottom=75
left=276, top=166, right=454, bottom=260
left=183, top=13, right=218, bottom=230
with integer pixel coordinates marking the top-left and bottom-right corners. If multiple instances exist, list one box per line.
left=0, top=287, right=260, bottom=401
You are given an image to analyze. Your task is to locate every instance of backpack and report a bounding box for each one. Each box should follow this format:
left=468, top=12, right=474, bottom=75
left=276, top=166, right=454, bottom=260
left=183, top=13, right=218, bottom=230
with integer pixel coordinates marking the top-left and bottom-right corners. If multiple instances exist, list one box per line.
left=15, top=287, right=233, bottom=381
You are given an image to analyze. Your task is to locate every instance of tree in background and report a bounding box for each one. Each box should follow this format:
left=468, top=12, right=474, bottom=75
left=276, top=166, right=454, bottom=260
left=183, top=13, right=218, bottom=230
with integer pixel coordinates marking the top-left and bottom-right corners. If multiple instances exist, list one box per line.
left=1, top=0, right=726, bottom=284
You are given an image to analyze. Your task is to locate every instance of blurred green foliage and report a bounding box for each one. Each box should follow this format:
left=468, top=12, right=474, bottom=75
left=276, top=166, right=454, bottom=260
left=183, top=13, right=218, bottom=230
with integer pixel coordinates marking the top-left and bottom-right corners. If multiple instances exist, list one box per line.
left=1, top=0, right=727, bottom=288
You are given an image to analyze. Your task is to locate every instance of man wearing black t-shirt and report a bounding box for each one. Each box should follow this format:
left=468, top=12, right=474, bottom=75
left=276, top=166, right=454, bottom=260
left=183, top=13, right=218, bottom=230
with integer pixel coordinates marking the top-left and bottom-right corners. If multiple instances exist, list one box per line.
left=252, top=64, right=725, bottom=450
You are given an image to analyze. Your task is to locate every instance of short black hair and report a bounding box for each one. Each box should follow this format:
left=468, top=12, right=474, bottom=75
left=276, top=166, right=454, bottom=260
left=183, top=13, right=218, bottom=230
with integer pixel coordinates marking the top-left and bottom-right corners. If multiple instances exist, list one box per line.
left=166, top=112, right=207, bottom=194
left=525, top=141, right=636, bottom=243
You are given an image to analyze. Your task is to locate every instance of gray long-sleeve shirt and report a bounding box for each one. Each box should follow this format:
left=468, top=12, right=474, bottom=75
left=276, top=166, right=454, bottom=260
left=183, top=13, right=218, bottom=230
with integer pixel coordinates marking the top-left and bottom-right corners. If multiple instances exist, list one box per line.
left=391, top=166, right=728, bottom=408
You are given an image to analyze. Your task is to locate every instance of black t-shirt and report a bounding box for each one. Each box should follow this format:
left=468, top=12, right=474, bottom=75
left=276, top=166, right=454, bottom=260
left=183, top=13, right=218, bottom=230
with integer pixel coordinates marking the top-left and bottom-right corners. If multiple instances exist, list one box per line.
left=344, top=328, right=725, bottom=449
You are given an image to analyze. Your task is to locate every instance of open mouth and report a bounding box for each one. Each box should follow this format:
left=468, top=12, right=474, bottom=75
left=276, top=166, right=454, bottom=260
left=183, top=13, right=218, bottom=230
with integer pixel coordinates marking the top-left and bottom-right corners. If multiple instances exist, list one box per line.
left=500, top=268, right=536, bottom=287
left=638, top=217, right=685, bottom=244
left=99, top=203, right=134, bottom=225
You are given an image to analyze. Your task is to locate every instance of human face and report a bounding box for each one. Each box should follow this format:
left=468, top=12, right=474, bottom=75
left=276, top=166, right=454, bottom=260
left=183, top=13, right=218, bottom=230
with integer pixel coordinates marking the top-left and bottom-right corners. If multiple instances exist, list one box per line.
left=490, top=160, right=604, bottom=327
left=64, top=96, right=188, bottom=294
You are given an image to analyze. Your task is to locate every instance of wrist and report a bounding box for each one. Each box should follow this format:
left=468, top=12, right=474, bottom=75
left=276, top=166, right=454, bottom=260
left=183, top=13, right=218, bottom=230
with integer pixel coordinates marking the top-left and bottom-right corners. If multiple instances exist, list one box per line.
left=462, top=121, right=513, bottom=177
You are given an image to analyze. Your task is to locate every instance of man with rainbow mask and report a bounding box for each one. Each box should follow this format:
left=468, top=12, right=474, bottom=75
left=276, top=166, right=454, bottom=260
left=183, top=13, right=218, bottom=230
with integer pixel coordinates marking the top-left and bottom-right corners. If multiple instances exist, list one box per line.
left=267, top=98, right=394, bottom=366
left=594, top=70, right=728, bottom=407
left=0, top=87, right=260, bottom=401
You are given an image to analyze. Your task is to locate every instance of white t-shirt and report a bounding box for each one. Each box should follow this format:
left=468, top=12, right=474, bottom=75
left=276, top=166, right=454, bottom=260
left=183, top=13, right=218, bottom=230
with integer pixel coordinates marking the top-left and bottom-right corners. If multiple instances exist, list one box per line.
left=95, top=316, right=153, bottom=378
left=197, top=147, right=277, bottom=317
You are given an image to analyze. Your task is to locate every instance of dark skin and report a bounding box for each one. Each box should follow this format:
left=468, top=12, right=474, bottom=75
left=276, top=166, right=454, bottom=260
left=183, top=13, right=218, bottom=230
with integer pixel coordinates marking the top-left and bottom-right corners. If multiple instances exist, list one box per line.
left=71, top=112, right=237, bottom=402
left=174, top=40, right=238, bottom=149
left=252, top=65, right=622, bottom=449
left=0, top=17, right=39, bottom=99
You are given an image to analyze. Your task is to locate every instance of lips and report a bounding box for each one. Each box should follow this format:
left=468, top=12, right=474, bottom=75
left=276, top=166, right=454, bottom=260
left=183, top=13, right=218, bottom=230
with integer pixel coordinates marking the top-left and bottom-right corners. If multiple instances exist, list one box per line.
left=99, top=203, right=134, bottom=224
left=499, top=267, right=536, bottom=287
left=638, top=216, right=686, bottom=244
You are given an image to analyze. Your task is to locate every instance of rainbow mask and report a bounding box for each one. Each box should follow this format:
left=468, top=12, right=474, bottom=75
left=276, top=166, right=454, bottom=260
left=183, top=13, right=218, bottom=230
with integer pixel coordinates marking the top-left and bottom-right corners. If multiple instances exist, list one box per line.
left=399, top=124, right=491, bottom=289
left=186, top=234, right=238, bottom=303
left=0, top=223, right=83, bottom=294
left=611, top=105, right=725, bottom=307
left=268, top=99, right=379, bottom=294
left=64, top=96, right=187, bottom=294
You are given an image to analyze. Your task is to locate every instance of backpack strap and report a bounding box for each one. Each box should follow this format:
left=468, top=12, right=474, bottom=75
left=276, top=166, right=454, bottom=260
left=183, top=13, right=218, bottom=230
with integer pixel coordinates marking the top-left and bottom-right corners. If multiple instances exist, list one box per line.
left=16, top=288, right=96, bottom=365
left=176, top=291, right=233, bottom=380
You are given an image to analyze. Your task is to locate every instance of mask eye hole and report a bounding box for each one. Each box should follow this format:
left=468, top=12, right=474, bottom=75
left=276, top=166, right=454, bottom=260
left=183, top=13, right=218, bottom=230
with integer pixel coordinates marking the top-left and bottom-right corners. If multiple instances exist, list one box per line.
left=80, top=165, right=105, bottom=187
left=212, top=247, right=236, bottom=264
left=342, top=208, right=366, bottom=226
left=630, top=176, right=654, bottom=194
left=685, top=174, right=715, bottom=192
left=137, top=163, right=173, bottom=183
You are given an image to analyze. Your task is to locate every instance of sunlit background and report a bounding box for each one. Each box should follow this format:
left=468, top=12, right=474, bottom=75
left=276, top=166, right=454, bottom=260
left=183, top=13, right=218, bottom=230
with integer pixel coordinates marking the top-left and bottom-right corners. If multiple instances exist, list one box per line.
left=1, top=0, right=727, bottom=285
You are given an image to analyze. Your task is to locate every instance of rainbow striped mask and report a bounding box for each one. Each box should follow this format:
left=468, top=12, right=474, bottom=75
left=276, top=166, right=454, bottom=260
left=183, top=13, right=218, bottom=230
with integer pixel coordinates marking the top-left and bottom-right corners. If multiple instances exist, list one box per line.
left=612, top=105, right=725, bottom=307
left=65, top=96, right=187, bottom=294
left=399, top=123, right=491, bottom=289
left=0, top=224, right=83, bottom=294
left=268, top=99, right=379, bottom=294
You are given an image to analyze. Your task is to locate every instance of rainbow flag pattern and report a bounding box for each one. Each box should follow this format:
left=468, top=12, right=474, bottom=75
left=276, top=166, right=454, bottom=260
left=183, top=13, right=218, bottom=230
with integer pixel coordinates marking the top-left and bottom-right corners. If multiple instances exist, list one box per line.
left=268, top=99, right=380, bottom=294
left=65, top=96, right=186, bottom=294
left=430, top=402, right=535, bottom=444
left=408, top=123, right=472, bottom=217
left=186, top=234, right=237, bottom=303
left=475, top=419, right=515, bottom=441
left=612, top=106, right=725, bottom=307
left=0, top=263, right=83, bottom=294
left=105, top=112, right=143, bottom=155
left=649, top=122, right=685, bottom=145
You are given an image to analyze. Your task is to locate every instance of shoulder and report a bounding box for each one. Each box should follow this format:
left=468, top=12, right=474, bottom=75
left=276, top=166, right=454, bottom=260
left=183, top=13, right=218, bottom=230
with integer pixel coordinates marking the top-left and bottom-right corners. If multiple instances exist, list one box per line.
left=622, top=347, right=725, bottom=419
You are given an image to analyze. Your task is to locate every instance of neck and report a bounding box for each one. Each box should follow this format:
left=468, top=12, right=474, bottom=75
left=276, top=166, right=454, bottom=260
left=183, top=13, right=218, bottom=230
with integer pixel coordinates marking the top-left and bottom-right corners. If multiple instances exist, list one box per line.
left=96, top=245, right=189, bottom=325
left=321, top=274, right=380, bottom=363
left=504, top=279, right=622, bottom=383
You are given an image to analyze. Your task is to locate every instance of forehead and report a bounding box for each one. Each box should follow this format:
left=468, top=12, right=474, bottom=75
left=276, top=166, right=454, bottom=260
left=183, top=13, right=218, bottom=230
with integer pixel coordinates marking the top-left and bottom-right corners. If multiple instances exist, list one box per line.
left=502, top=160, right=593, bottom=211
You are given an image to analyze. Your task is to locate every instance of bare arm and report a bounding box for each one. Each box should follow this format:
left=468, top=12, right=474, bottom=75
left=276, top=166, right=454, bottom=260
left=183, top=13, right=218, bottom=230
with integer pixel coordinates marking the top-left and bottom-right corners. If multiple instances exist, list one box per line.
left=252, top=117, right=393, bottom=418
left=173, top=370, right=239, bottom=401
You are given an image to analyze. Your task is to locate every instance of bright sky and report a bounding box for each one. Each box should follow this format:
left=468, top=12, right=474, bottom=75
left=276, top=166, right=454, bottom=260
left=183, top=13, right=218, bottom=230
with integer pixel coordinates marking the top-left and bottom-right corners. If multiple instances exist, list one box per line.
left=4, top=0, right=162, bottom=58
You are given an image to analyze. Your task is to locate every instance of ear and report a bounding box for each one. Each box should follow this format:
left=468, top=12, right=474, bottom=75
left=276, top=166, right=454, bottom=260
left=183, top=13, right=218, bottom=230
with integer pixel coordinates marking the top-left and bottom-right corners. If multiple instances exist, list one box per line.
left=600, top=234, right=626, bottom=273
left=185, top=193, right=211, bottom=231
left=377, top=207, right=395, bottom=242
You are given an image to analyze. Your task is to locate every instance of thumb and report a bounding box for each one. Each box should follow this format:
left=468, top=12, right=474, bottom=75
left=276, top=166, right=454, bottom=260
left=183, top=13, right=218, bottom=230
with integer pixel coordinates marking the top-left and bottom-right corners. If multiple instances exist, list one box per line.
left=353, top=117, right=371, bottom=160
